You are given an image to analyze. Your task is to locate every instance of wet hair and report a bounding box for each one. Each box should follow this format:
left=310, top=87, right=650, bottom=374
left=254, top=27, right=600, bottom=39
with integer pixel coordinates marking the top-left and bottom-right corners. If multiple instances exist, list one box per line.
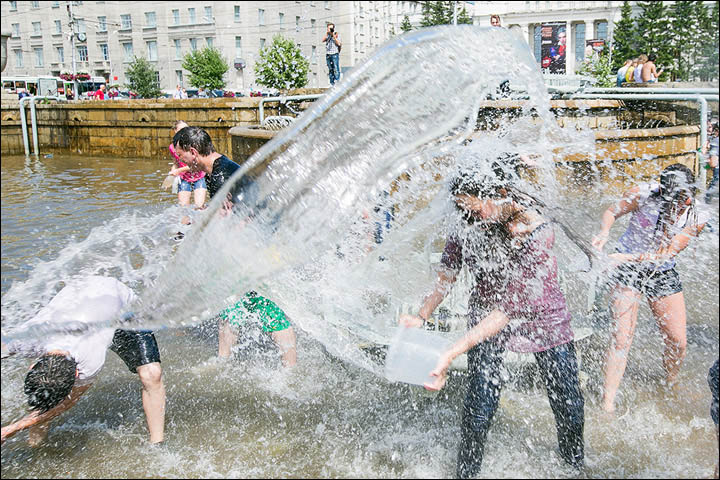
left=24, top=354, right=77, bottom=413
left=650, top=163, right=698, bottom=242
left=711, top=123, right=719, bottom=136
left=648, top=53, right=656, bottom=62
left=172, top=126, right=216, bottom=156
left=490, top=14, right=500, bottom=24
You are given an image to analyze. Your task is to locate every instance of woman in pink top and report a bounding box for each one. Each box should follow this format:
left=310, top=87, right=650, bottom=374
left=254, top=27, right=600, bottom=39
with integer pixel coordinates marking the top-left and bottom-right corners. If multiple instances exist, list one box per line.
left=168, top=120, right=207, bottom=208
left=399, top=161, right=585, bottom=477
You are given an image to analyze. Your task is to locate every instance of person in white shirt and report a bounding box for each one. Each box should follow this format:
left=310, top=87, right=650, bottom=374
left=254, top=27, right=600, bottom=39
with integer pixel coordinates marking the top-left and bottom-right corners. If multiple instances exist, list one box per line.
left=0, top=276, right=165, bottom=445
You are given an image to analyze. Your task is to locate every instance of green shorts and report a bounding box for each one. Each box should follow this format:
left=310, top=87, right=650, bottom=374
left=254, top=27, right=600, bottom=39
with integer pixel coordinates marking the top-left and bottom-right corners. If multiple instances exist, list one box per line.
left=220, top=291, right=291, bottom=333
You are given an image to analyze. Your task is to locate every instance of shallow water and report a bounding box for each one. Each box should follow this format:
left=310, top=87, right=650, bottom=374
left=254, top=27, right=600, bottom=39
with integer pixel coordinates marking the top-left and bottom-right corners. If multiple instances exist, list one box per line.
left=2, top=25, right=720, bottom=479
left=2, top=152, right=718, bottom=478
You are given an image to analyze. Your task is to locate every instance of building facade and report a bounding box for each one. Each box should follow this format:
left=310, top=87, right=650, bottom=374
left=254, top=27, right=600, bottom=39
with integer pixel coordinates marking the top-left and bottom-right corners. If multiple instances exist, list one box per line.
left=1, top=0, right=451, bottom=92
left=472, top=1, right=634, bottom=74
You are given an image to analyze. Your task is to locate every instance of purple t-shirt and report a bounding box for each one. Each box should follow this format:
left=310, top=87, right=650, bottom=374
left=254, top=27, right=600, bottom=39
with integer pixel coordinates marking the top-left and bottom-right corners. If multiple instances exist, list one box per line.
left=441, top=223, right=574, bottom=353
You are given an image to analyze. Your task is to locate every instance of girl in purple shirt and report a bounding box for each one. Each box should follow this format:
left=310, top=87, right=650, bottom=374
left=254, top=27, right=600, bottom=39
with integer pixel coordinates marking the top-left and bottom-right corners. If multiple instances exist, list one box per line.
left=400, top=163, right=585, bottom=477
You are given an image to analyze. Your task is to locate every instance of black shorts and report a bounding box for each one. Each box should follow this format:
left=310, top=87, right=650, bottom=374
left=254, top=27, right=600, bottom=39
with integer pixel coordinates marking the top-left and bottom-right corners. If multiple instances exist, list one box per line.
left=613, top=264, right=683, bottom=299
left=110, top=329, right=161, bottom=373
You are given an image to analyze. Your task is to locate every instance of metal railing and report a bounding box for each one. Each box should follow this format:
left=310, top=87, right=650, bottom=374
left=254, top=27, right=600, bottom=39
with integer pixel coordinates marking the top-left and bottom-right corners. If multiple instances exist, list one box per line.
left=258, top=94, right=323, bottom=127
left=19, top=95, right=63, bottom=158
left=570, top=92, right=719, bottom=191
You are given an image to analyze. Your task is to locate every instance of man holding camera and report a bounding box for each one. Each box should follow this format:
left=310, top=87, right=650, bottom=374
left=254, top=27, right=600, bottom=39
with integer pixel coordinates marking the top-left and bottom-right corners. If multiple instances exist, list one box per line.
left=322, top=23, right=342, bottom=86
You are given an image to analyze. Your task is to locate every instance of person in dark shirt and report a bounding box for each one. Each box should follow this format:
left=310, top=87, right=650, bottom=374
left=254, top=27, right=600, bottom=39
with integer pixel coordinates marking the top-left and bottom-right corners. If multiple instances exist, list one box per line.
left=171, top=126, right=297, bottom=365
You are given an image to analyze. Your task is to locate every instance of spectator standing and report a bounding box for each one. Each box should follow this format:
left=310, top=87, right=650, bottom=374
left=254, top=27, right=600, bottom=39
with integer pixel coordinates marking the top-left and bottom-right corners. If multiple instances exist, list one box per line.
left=322, top=23, right=342, bottom=86
left=94, top=84, right=106, bottom=101
left=173, top=85, right=183, bottom=99
left=198, top=87, right=209, bottom=98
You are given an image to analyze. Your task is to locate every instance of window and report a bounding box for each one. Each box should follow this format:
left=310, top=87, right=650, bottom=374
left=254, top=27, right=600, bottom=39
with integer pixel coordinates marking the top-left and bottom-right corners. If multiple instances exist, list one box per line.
left=172, top=9, right=180, bottom=25
left=123, top=42, right=133, bottom=62
left=147, top=41, right=157, bottom=61
left=596, top=21, right=608, bottom=40
left=77, top=45, right=88, bottom=62
left=258, top=8, right=265, bottom=25
left=311, top=45, right=317, bottom=64
left=145, top=12, right=157, bottom=28
left=121, top=14, right=132, bottom=30
left=57, top=46, right=65, bottom=63
left=174, top=39, right=182, bottom=59
left=188, top=8, right=196, bottom=24
left=234, top=5, right=241, bottom=22
left=189, top=38, right=197, bottom=51
left=98, top=16, right=107, bottom=32
left=52, top=1, right=60, bottom=6
left=533, top=25, right=541, bottom=62
left=235, top=36, right=243, bottom=58
left=10, top=1, right=17, bottom=11
left=34, top=48, right=44, bottom=67
left=574, top=23, right=585, bottom=65
left=77, top=19, right=86, bottom=33
left=32, top=1, right=40, bottom=7
left=296, top=15, right=301, bottom=31
left=12, top=23, right=20, bottom=38
left=32, top=22, right=42, bottom=36
left=14, top=49, right=23, bottom=67
left=155, top=71, right=160, bottom=85
left=204, top=6, right=212, bottom=23
left=205, top=37, right=213, bottom=47
left=311, top=18, right=316, bottom=34
left=100, top=43, right=108, bottom=61
left=324, top=1, right=330, bottom=9
left=259, top=38, right=266, bottom=51
left=176, top=70, right=183, bottom=86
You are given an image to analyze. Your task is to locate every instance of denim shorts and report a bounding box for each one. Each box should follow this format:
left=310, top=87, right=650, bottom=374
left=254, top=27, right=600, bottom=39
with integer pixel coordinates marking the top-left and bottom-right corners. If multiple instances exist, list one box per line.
left=179, top=176, right=207, bottom=192
left=613, top=263, right=683, bottom=299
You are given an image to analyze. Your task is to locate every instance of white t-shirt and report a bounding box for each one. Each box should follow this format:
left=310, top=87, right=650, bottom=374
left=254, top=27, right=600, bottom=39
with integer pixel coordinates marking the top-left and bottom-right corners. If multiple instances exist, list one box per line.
left=7, top=276, right=137, bottom=385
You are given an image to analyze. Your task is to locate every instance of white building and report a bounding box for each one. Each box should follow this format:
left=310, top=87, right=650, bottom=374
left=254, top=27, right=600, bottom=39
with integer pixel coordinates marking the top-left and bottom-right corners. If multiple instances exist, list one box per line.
left=1, top=1, right=474, bottom=92
left=472, top=1, right=634, bottom=74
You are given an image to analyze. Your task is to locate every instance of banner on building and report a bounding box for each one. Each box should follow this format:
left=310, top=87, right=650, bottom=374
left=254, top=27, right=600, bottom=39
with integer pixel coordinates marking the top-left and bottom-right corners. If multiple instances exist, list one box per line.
left=540, top=22, right=567, bottom=74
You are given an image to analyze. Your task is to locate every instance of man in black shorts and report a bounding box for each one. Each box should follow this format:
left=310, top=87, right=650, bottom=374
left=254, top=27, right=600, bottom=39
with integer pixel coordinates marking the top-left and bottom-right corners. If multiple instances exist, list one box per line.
left=1, top=276, right=165, bottom=445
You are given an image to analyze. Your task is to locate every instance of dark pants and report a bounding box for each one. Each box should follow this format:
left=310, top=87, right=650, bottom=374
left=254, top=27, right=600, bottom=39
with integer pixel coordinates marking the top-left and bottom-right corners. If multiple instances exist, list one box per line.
left=326, top=53, right=340, bottom=85
left=710, top=359, right=719, bottom=426
left=457, top=340, right=585, bottom=478
left=705, top=166, right=719, bottom=204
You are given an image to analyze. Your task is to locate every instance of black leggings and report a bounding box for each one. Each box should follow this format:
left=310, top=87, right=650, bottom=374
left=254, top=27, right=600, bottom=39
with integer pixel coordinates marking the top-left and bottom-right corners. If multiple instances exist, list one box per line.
left=457, top=340, right=585, bottom=478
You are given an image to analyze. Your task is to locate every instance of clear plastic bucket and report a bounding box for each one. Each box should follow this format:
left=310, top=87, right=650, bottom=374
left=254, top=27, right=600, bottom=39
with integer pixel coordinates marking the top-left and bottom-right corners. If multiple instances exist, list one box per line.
left=385, top=325, right=453, bottom=386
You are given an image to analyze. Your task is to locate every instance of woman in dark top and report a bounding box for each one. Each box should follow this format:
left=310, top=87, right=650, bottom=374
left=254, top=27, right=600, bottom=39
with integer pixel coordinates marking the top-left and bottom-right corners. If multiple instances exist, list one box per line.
left=400, top=163, right=585, bottom=477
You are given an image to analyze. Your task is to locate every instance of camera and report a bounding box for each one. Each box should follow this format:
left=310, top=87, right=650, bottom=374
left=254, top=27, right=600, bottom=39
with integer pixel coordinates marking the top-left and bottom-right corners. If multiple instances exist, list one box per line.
left=329, top=27, right=334, bottom=33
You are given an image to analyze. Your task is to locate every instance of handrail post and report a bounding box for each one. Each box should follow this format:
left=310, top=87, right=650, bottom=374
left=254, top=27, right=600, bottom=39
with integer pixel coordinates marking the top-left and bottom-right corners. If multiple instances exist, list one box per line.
left=30, top=97, right=39, bottom=156
left=19, top=96, right=31, bottom=158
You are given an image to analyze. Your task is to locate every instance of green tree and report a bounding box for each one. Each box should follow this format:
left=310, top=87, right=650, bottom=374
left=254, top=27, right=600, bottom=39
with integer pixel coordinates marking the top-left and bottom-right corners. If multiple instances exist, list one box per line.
left=577, top=50, right=615, bottom=87
left=668, top=1, right=701, bottom=81
left=254, top=34, right=310, bottom=91
left=635, top=1, right=673, bottom=81
left=694, top=0, right=718, bottom=81
left=124, top=56, right=162, bottom=99
left=182, top=46, right=229, bottom=90
left=420, top=1, right=472, bottom=27
left=400, top=15, right=413, bottom=32
left=611, top=1, right=637, bottom=71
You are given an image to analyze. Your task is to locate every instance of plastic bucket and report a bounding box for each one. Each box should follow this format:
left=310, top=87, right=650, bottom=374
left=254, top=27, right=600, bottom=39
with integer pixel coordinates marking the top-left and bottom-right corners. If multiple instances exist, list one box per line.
left=385, top=325, right=453, bottom=386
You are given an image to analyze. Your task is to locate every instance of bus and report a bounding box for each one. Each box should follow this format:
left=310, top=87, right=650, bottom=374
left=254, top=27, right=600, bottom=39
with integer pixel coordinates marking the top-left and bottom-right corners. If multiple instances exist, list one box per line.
left=1, top=75, right=65, bottom=97
left=1, top=75, right=106, bottom=100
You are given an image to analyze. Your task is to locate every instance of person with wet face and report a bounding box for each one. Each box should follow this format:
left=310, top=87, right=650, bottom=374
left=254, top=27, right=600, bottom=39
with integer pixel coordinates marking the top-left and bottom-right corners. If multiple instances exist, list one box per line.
left=399, top=162, right=585, bottom=477
left=592, top=164, right=711, bottom=413
left=0, top=276, right=165, bottom=445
